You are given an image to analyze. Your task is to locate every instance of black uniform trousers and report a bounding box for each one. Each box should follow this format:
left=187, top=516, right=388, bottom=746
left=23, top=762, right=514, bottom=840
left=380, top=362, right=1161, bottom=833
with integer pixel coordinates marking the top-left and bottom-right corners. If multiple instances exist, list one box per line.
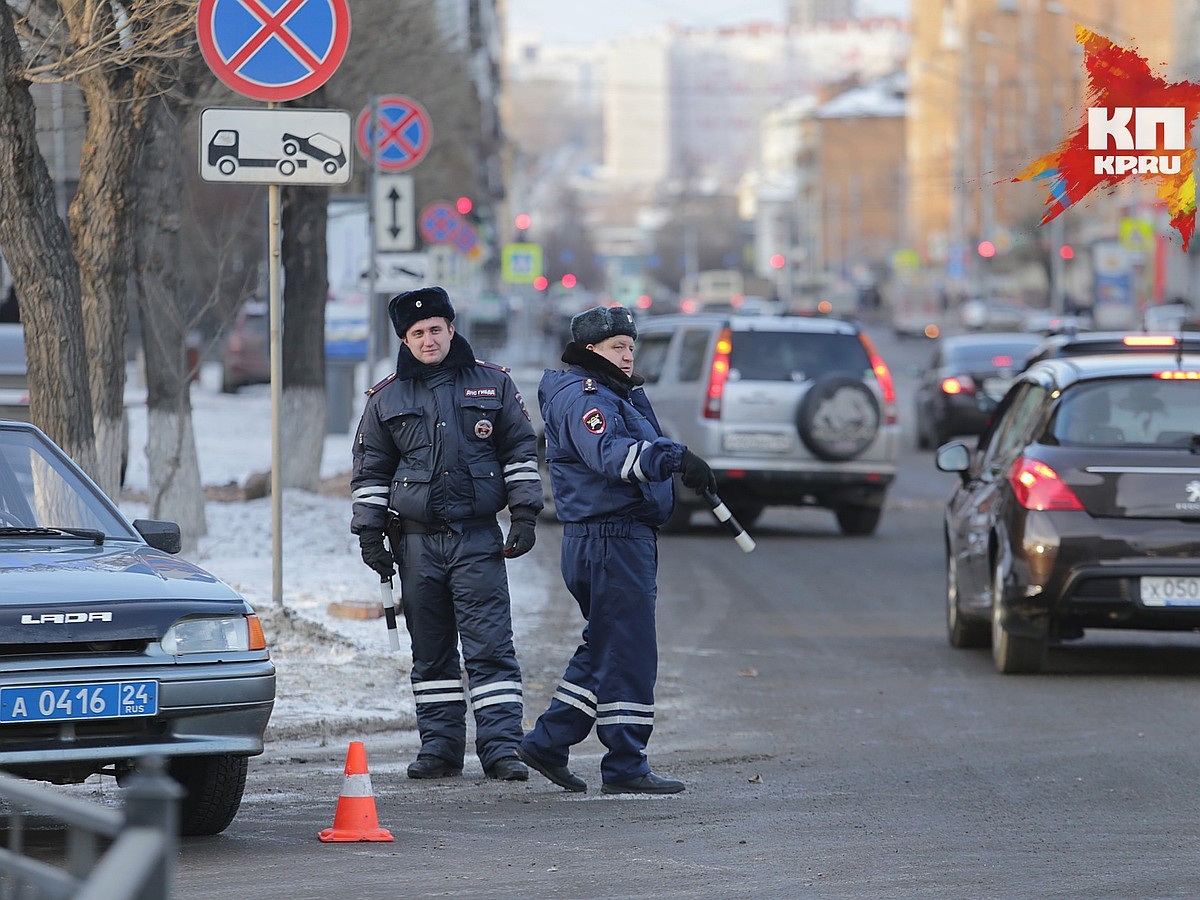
left=397, top=521, right=524, bottom=770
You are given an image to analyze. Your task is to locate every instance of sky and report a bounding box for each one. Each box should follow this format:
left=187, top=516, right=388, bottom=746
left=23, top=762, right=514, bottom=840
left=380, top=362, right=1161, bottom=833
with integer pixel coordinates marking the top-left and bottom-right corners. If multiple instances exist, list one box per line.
left=118, top=362, right=558, bottom=744
left=505, top=0, right=910, bottom=44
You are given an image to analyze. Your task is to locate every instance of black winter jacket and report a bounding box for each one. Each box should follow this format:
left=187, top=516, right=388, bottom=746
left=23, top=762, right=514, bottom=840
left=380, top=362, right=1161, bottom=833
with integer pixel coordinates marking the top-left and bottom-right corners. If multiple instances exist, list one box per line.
left=350, top=334, right=542, bottom=534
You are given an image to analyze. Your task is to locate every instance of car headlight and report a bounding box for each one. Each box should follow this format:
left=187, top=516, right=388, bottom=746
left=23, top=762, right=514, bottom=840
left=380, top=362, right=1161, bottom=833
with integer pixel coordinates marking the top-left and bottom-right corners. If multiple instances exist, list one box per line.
left=161, top=615, right=267, bottom=655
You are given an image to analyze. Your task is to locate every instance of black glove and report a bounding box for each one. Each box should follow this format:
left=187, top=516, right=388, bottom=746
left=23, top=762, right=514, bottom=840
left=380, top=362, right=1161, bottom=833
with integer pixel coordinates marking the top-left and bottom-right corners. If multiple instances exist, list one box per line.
left=358, top=529, right=394, bottom=578
left=503, top=508, right=538, bottom=559
left=679, top=448, right=718, bottom=497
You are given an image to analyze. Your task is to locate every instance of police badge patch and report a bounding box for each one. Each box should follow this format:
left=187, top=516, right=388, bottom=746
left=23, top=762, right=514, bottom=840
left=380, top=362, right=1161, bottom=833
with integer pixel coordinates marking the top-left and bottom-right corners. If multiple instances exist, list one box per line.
left=583, top=408, right=606, bottom=434
left=474, top=419, right=494, bottom=439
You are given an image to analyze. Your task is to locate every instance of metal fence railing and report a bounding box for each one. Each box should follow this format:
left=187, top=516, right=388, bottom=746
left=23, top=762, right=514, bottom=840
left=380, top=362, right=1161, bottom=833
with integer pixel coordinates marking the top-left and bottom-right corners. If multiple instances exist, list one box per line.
left=0, top=755, right=180, bottom=900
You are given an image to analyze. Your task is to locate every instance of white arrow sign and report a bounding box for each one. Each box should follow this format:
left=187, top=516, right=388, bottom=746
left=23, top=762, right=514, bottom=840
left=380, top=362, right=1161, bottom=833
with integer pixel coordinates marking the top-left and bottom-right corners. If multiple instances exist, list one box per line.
left=374, top=173, right=415, bottom=252
left=199, top=107, right=353, bottom=185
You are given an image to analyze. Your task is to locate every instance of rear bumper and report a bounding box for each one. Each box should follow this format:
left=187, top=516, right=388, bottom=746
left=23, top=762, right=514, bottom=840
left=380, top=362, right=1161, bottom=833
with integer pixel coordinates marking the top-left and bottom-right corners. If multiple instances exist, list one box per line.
left=1005, top=511, right=1200, bottom=631
left=706, top=467, right=894, bottom=509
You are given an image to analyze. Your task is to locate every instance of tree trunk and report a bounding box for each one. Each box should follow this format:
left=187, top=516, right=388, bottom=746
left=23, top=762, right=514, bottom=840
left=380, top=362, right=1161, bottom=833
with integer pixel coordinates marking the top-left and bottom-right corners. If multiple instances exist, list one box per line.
left=133, top=92, right=206, bottom=552
left=68, top=64, right=135, bottom=498
left=280, top=91, right=331, bottom=491
left=0, top=4, right=95, bottom=472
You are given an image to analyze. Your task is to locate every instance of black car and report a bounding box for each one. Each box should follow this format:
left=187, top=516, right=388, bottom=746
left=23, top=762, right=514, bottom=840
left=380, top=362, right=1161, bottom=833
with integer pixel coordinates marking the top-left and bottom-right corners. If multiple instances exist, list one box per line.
left=0, top=420, right=275, bottom=833
left=937, top=354, right=1200, bottom=674
left=914, top=332, right=1043, bottom=448
left=1023, top=329, right=1200, bottom=369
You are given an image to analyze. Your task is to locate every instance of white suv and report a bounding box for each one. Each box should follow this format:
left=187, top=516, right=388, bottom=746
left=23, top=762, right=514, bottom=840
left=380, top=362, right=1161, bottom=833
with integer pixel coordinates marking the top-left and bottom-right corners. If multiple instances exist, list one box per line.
left=633, top=314, right=899, bottom=534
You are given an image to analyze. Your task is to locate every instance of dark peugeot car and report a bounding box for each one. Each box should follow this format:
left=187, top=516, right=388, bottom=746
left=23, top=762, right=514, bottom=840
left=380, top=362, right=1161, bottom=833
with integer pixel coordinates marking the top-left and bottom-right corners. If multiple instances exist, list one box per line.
left=0, top=421, right=275, bottom=833
left=937, top=354, right=1200, bottom=674
left=914, top=332, right=1043, bottom=448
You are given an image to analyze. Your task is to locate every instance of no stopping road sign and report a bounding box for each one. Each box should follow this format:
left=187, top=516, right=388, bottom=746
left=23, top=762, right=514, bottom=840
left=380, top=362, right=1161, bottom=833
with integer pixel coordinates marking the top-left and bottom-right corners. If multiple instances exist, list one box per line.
left=197, top=0, right=351, bottom=102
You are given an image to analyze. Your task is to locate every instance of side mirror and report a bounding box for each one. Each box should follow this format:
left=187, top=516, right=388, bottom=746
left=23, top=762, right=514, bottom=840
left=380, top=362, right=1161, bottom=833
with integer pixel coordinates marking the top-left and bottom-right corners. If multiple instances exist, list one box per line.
left=133, top=518, right=182, bottom=554
left=935, top=441, right=971, bottom=477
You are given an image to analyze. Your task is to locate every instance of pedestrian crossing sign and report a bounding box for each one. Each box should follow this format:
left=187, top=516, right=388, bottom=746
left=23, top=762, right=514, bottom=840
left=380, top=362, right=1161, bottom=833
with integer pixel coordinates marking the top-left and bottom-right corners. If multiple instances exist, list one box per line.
left=501, top=243, right=542, bottom=284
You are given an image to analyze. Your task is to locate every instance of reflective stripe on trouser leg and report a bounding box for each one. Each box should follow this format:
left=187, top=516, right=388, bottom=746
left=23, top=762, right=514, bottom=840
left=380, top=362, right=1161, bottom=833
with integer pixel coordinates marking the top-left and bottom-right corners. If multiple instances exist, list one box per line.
left=401, top=533, right=466, bottom=765
left=450, top=524, right=526, bottom=769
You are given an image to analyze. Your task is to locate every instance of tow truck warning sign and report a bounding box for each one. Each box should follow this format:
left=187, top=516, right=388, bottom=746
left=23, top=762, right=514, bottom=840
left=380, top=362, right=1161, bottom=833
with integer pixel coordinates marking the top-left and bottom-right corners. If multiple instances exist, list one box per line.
left=199, top=107, right=353, bottom=185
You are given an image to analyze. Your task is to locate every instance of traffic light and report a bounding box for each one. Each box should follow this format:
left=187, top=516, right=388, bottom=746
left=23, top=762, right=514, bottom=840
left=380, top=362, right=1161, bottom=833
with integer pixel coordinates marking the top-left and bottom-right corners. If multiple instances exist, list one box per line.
left=561, top=273, right=577, bottom=289
left=769, top=253, right=786, bottom=270
left=514, top=213, right=531, bottom=231
left=977, top=240, right=996, bottom=259
left=455, top=196, right=473, bottom=216
left=1058, top=244, right=1075, bottom=260
left=533, top=275, right=549, bottom=291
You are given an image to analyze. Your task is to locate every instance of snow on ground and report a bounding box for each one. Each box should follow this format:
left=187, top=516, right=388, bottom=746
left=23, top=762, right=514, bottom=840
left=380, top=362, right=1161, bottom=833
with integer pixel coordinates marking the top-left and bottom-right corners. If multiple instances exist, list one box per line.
left=119, top=362, right=558, bottom=745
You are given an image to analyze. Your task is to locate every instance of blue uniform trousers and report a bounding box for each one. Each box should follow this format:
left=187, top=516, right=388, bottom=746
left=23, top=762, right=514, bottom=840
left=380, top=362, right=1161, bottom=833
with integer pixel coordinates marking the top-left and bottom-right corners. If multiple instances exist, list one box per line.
left=522, top=519, right=659, bottom=783
left=399, top=523, right=524, bottom=770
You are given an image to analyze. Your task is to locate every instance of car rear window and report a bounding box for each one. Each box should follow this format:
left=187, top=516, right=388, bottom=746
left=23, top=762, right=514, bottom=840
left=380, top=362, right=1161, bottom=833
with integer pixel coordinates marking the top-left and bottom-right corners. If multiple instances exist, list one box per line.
left=728, top=331, right=870, bottom=382
left=948, top=340, right=1040, bottom=369
left=1048, top=378, right=1199, bottom=447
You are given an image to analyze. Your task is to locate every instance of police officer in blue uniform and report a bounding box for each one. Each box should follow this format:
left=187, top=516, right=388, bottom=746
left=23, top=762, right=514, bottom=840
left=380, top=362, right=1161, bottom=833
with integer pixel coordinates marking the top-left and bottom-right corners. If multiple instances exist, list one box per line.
left=518, top=304, right=716, bottom=794
left=351, top=286, right=542, bottom=782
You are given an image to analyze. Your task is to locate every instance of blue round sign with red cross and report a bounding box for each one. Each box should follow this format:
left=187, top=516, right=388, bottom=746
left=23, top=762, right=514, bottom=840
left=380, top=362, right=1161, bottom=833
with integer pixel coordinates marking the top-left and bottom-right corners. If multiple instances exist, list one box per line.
left=419, top=202, right=460, bottom=244
left=197, top=0, right=350, bottom=102
left=356, top=95, right=433, bottom=172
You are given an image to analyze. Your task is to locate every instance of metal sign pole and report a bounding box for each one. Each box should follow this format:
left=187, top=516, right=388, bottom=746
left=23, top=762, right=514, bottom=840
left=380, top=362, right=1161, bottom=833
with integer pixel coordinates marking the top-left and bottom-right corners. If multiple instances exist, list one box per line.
left=267, top=104, right=284, bottom=606
left=366, top=94, right=380, bottom=380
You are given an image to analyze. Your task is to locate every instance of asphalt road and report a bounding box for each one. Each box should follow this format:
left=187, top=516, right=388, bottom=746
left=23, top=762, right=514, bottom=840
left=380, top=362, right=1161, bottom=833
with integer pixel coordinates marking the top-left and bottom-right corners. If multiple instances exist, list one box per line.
left=162, top=330, right=1200, bottom=899
left=12, top=329, right=1200, bottom=899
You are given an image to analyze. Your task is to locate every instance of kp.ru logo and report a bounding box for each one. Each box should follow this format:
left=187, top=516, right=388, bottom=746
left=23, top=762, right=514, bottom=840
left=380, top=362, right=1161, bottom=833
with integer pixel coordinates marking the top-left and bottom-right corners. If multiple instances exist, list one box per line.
left=1088, top=107, right=1184, bottom=175
left=1014, top=26, right=1200, bottom=249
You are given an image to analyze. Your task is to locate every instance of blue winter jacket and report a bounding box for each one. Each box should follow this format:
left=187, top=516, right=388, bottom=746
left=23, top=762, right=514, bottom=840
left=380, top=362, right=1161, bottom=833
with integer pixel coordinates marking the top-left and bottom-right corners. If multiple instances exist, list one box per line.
left=539, top=343, right=684, bottom=526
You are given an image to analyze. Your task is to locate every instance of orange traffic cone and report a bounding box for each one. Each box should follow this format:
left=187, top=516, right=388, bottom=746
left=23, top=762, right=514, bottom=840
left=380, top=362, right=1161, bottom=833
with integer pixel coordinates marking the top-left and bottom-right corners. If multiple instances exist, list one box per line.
left=318, top=741, right=394, bottom=842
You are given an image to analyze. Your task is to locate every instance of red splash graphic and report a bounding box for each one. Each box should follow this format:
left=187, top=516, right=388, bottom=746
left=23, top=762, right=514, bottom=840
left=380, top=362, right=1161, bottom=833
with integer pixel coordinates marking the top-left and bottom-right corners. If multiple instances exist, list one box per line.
left=1015, top=26, right=1200, bottom=249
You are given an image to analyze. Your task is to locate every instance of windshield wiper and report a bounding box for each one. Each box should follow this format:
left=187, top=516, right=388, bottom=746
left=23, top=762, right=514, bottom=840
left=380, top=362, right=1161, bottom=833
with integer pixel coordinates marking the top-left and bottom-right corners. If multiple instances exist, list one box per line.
left=0, top=527, right=105, bottom=545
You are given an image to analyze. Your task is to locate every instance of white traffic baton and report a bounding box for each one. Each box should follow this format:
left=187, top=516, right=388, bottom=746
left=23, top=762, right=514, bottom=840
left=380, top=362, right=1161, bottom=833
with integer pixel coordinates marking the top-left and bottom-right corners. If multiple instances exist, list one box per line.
left=379, top=577, right=401, bottom=651
left=703, top=489, right=756, bottom=553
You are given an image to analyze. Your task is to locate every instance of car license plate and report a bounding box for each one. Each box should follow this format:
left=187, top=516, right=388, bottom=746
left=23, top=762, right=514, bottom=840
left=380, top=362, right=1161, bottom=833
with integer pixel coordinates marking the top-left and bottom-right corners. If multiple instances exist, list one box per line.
left=1140, top=576, right=1200, bottom=607
left=723, top=431, right=792, bottom=453
left=0, top=680, right=158, bottom=724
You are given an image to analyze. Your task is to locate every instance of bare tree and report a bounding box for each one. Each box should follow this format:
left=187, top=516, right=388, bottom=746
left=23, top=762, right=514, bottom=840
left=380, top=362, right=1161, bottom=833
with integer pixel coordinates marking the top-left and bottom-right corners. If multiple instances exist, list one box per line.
left=14, top=0, right=198, bottom=497
left=0, top=2, right=94, bottom=470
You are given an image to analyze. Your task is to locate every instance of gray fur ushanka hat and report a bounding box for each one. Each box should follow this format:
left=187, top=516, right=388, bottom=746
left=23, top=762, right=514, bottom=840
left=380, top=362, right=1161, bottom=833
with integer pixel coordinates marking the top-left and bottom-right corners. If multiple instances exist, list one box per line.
left=570, top=304, right=637, bottom=346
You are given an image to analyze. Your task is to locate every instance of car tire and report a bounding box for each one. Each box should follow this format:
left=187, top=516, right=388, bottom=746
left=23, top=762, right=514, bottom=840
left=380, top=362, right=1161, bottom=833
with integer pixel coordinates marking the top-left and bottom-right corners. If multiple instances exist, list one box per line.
left=169, top=753, right=249, bottom=836
left=834, top=504, right=882, bottom=536
left=916, top=419, right=931, bottom=450
left=946, top=547, right=988, bottom=648
left=990, top=559, right=1045, bottom=674
left=796, top=375, right=881, bottom=462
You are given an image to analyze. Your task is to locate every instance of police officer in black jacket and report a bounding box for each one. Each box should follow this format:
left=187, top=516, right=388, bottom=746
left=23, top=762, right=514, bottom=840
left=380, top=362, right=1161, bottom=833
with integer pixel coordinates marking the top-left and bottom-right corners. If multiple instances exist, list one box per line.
left=351, top=286, right=542, bottom=782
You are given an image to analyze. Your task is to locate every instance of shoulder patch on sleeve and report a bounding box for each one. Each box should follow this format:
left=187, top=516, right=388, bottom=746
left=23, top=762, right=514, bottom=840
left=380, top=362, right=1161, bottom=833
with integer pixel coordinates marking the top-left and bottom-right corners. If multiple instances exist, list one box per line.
left=582, top=407, right=606, bottom=434
left=365, top=372, right=397, bottom=396
left=475, top=359, right=511, bottom=374
left=582, top=378, right=598, bottom=393
left=515, top=391, right=531, bottom=421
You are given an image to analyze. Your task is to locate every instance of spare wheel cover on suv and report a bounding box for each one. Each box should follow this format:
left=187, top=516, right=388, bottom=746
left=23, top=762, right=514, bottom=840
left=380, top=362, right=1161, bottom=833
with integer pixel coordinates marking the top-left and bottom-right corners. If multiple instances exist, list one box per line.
left=796, top=374, right=881, bottom=461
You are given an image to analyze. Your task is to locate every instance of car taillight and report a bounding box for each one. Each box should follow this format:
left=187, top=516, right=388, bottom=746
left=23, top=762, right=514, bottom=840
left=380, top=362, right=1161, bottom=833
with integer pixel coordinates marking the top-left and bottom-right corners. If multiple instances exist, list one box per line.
left=857, top=332, right=896, bottom=425
left=991, top=355, right=1013, bottom=368
left=1125, top=335, right=1177, bottom=347
left=940, top=375, right=976, bottom=395
left=704, top=327, right=732, bottom=419
left=1008, top=456, right=1084, bottom=511
left=1155, top=370, right=1200, bottom=379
